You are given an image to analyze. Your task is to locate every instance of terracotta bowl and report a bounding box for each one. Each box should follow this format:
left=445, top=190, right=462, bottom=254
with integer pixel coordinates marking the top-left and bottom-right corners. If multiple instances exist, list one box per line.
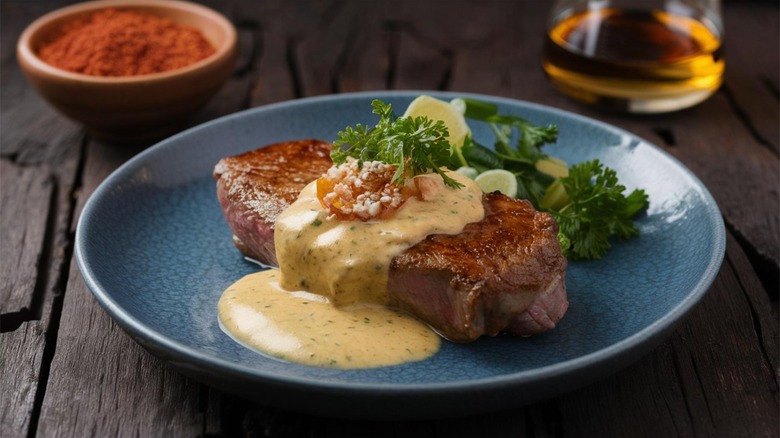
left=16, top=0, right=237, bottom=142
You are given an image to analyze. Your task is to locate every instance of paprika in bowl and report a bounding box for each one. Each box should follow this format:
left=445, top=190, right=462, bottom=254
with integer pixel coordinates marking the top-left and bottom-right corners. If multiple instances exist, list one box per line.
left=17, top=0, right=237, bottom=142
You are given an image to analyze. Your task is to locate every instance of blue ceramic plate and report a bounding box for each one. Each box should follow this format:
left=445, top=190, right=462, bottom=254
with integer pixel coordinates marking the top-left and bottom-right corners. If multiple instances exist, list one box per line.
left=75, top=91, right=725, bottom=419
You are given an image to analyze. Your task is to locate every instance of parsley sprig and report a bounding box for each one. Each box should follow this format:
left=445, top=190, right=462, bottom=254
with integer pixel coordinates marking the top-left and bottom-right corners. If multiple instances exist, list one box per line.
left=332, top=100, right=463, bottom=188
left=549, top=160, right=649, bottom=260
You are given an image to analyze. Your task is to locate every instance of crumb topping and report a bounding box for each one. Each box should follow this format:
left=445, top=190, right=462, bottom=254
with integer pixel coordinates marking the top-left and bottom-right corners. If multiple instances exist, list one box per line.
left=318, top=158, right=408, bottom=220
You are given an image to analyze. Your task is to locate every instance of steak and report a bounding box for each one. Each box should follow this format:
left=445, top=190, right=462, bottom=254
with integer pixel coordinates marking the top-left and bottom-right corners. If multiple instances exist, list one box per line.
left=388, top=192, right=567, bottom=342
left=214, top=141, right=568, bottom=342
left=213, top=139, right=333, bottom=265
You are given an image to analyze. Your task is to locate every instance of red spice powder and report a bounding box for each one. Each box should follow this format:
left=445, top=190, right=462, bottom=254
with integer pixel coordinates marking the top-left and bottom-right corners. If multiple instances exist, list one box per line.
left=37, top=8, right=216, bottom=77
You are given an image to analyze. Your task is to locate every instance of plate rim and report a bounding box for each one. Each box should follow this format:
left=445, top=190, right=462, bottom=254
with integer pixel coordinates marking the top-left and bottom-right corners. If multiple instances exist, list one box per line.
left=75, top=90, right=726, bottom=397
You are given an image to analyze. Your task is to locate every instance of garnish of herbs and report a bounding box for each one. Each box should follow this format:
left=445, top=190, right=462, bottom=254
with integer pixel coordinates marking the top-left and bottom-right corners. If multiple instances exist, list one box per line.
left=333, top=97, right=650, bottom=260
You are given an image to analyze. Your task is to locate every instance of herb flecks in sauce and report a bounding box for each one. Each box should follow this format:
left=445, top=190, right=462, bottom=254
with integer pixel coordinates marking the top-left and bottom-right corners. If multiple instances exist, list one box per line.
left=218, top=172, right=484, bottom=369
left=275, top=172, right=483, bottom=307
left=218, top=271, right=440, bottom=369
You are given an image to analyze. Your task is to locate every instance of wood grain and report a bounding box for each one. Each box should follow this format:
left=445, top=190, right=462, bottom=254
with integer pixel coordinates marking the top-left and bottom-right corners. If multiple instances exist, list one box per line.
left=1, top=4, right=87, bottom=436
left=0, top=162, right=52, bottom=318
left=0, top=322, right=47, bottom=437
left=723, top=3, right=779, bottom=155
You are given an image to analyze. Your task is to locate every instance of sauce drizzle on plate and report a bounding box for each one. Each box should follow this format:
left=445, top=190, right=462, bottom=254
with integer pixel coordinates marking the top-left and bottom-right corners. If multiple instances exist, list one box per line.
left=218, top=171, right=483, bottom=368
left=218, top=270, right=441, bottom=368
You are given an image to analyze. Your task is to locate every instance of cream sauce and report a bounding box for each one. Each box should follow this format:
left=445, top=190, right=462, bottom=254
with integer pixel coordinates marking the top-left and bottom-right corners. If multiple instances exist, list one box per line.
left=218, top=171, right=485, bottom=369
left=218, top=270, right=440, bottom=368
left=274, top=172, right=483, bottom=306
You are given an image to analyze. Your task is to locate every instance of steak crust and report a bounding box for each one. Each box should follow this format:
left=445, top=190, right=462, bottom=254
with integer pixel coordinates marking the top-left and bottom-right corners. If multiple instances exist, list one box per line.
left=213, top=139, right=333, bottom=265
left=388, top=192, right=568, bottom=342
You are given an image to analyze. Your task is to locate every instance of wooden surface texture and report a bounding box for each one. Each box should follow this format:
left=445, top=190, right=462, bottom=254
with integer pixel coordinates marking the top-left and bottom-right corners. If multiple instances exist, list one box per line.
left=2, top=1, right=778, bottom=437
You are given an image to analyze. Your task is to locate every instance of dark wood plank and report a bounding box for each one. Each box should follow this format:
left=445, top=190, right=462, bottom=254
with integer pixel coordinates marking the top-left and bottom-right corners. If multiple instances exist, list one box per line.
left=670, top=101, right=778, bottom=269
left=0, top=126, right=82, bottom=437
left=337, top=4, right=390, bottom=93
left=188, top=24, right=257, bottom=125
left=723, top=3, right=779, bottom=154
left=248, top=14, right=297, bottom=106
left=0, top=162, right=51, bottom=437
left=0, top=321, right=47, bottom=437
left=394, top=0, right=517, bottom=94
left=213, top=0, right=313, bottom=107
left=0, top=2, right=88, bottom=435
left=0, top=162, right=52, bottom=317
left=390, top=20, right=452, bottom=90
left=288, top=1, right=361, bottom=97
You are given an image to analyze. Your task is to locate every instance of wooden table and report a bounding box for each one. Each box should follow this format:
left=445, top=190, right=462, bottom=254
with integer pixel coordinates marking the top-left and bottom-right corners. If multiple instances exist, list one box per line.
left=2, top=1, right=777, bottom=436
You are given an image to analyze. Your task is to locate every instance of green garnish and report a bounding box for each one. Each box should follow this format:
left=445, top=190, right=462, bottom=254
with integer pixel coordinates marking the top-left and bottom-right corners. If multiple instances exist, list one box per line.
left=548, top=160, right=649, bottom=260
left=452, top=97, right=558, bottom=206
left=453, top=97, right=648, bottom=260
left=332, top=100, right=463, bottom=188
left=334, top=96, right=649, bottom=260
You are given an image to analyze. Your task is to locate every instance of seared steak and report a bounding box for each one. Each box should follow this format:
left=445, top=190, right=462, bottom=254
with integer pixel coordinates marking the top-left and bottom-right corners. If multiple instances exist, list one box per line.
left=388, top=192, right=567, bottom=342
left=214, top=142, right=568, bottom=341
left=213, top=139, right=333, bottom=265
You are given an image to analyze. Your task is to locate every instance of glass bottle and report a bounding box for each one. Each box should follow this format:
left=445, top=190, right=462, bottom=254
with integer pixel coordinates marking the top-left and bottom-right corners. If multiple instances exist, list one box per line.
left=542, top=0, right=725, bottom=113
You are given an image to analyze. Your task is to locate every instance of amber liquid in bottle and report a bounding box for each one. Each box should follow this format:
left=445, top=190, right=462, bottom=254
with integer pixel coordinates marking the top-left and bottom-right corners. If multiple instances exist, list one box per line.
left=542, top=8, right=724, bottom=112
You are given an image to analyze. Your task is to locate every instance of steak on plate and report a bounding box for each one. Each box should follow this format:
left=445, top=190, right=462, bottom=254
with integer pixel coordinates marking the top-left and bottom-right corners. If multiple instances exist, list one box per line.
left=213, top=141, right=568, bottom=341
left=213, top=139, right=333, bottom=265
left=388, top=192, right=568, bottom=342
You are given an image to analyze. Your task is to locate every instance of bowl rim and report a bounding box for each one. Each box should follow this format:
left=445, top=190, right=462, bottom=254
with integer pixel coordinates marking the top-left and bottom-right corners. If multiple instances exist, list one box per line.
left=16, top=0, right=238, bottom=84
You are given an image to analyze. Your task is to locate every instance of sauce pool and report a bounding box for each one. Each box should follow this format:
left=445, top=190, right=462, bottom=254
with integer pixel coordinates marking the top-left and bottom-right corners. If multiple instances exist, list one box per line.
left=218, top=270, right=440, bottom=368
left=218, top=171, right=484, bottom=369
